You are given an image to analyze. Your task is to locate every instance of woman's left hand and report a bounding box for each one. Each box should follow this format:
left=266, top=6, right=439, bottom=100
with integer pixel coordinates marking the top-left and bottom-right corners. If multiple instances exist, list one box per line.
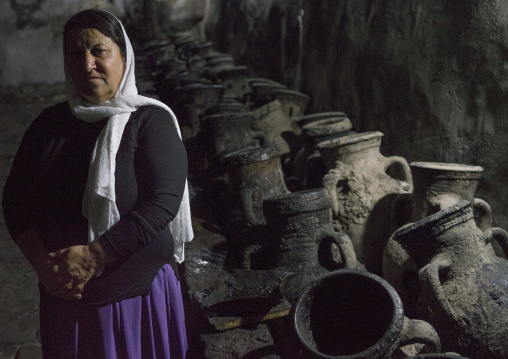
left=51, top=239, right=118, bottom=297
left=51, top=245, right=97, bottom=294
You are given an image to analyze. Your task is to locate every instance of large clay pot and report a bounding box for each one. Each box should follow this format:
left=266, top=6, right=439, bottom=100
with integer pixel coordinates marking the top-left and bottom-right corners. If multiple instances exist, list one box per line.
left=258, top=189, right=357, bottom=304
left=200, top=111, right=266, bottom=158
left=316, top=131, right=412, bottom=274
left=293, top=269, right=441, bottom=359
left=291, top=116, right=353, bottom=190
left=246, top=78, right=287, bottom=107
left=251, top=99, right=300, bottom=172
left=172, top=83, right=225, bottom=141
left=393, top=200, right=508, bottom=358
left=382, top=162, right=494, bottom=317
left=270, top=88, right=310, bottom=120
left=195, top=111, right=265, bottom=187
left=221, top=144, right=291, bottom=267
left=203, top=95, right=249, bottom=116
left=205, top=54, right=235, bottom=76
left=216, top=65, right=250, bottom=100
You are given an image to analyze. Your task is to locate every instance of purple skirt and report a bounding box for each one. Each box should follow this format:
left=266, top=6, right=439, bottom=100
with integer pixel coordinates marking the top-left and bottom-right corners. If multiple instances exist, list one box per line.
left=39, top=264, right=188, bottom=359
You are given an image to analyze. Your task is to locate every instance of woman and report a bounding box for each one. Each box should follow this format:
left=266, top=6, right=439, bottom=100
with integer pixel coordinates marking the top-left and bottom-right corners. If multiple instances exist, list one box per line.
left=2, top=9, right=193, bottom=358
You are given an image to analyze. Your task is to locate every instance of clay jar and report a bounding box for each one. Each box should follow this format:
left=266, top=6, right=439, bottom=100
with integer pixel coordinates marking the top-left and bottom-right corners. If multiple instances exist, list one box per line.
left=216, top=65, right=250, bottom=100
left=291, top=116, right=353, bottom=190
left=246, top=78, right=287, bottom=107
left=270, top=89, right=310, bottom=120
left=316, top=131, right=412, bottom=274
left=172, top=83, right=225, bottom=142
left=382, top=162, right=494, bottom=317
left=251, top=99, right=299, bottom=170
left=221, top=144, right=291, bottom=266
left=258, top=189, right=357, bottom=304
left=393, top=200, right=508, bottom=358
left=203, top=95, right=249, bottom=116
left=200, top=111, right=265, bottom=158
left=293, top=269, right=441, bottom=359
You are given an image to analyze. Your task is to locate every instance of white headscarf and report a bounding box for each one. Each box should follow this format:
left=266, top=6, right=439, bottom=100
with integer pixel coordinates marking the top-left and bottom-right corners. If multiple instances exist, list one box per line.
left=66, top=12, right=193, bottom=263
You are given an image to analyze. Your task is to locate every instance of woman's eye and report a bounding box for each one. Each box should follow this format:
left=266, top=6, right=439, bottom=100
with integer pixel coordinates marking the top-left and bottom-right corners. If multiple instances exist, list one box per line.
left=92, top=48, right=107, bottom=56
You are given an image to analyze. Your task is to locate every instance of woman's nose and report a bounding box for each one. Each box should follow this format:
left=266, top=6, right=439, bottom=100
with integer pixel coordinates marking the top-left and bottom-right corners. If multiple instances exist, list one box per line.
left=85, top=53, right=96, bottom=71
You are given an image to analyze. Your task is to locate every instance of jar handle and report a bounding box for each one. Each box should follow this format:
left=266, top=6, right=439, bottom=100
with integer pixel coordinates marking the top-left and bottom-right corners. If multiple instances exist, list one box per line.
left=322, top=161, right=349, bottom=217
left=483, top=227, right=508, bottom=258
left=322, top=232, right=358, bottom=269
left=241, top=186, right=264, bottom=226
left=396, top=316, right=441, bottom=354
left=248, top=128, right=268, bottom=146
left=383, top=155, right=413, bottom=191
left=473, top=198, right=492, bottom=231
left=419, top=254, right=465, bottom=324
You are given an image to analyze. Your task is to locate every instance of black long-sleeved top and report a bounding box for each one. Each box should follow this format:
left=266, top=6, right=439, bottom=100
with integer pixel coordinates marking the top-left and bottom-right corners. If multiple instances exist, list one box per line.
left=2, top=102, right=188, bottom=306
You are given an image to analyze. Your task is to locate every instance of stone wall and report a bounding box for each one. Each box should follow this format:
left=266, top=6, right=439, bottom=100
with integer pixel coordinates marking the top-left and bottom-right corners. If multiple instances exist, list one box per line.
left=209, top=0, right=508, bottom=231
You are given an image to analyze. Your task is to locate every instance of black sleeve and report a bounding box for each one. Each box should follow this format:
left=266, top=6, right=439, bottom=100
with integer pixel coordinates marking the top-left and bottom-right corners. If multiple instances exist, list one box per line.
left=2, top=113, right=45, bottom=240
left=100, top=108, right=188, bottom=257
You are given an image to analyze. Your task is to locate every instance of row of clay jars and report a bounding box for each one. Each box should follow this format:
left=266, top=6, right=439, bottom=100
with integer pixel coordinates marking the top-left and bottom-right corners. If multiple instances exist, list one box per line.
left=153, top=39, right=452, bottom=358
left=392, top=200, right=508, bottom=358
left=382, top=162, right=496, bottom=317
left=147, top=36, right=312, bottom=181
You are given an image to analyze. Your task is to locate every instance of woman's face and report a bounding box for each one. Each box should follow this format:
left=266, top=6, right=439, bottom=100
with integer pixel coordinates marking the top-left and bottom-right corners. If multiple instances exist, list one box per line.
left=65, top=28, right=126, bottom=103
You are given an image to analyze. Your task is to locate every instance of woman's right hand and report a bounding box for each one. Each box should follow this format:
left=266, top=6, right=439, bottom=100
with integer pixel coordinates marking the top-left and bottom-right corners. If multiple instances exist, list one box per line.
left=14, top=228, right=84, bottom=300
left=33, top=253, right=85, bottom=300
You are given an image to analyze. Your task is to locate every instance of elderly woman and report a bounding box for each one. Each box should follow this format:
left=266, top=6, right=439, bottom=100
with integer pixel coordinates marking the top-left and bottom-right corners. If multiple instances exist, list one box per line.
left=2, top=9, right=193, bottom=358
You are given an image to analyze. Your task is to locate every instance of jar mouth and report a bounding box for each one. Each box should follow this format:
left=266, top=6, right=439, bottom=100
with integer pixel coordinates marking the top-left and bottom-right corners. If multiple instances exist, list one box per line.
left=201, top=111, right=253, bottom=123
left=302, top=117, right=353, bottom=138
left=393, top=200, right=473, bottom=244
left=297, top=111, right=349, bottom=128
left=410, top=162, right=483, bottom=179
left=293, top=269, right=403, bottom=358
left=263, top=188, right=331, bottom=215
left=217, top=65, right=249, bottom=79
left=316, top=131, right=383, bottom=151
left=222, top=143, right=281, bottom=166
left=270, top=89, right=310, bottom=102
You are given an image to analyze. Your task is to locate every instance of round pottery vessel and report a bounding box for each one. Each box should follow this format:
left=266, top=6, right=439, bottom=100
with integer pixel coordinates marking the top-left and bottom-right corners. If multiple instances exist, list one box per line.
left=261, top=189, right=357, bottom=304
left=172, top=83, right=225, bottom=141
left=251, top=99, right=299, bottom=162
left=216, top=65, right=250, bottom=100
left=382, top=162, right=495, bottom=317
left=200, top=111, right=265, bottom=157
left=221, top=144, right=291, bottom=267
left=252, top=189, right=357, bottom=278
left=246, top=78, right=287, bottom=106
left=270, top=89, right=310, bottom=119
left=393, top=200, right=508, bottom=358
left=291, top=116, right=353, bottom=189
left=316, top=131, right=412, bottom=274
left=203, top=96, right=249, bottom=116
left=293, top=269, right=440, bottom=359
